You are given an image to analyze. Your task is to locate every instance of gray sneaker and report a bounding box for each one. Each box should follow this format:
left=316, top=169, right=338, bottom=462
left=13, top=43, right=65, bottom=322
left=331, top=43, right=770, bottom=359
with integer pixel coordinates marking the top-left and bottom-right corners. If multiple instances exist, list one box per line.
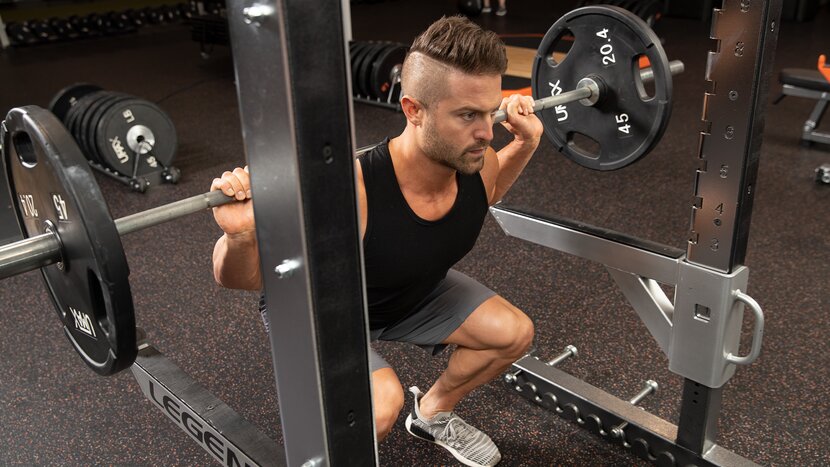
left=404, top=386, right=502, bottom=467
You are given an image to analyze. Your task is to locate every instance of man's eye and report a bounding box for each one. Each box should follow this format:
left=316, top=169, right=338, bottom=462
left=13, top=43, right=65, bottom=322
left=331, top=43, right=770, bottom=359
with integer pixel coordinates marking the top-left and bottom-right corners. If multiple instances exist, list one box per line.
left=461, top=113, right=476, bottom=121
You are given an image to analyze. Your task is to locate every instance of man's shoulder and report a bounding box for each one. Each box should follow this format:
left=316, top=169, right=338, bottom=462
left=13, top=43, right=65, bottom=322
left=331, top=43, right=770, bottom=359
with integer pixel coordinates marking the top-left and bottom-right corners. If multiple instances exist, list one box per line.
left=358, top=138, right=391, bottom=161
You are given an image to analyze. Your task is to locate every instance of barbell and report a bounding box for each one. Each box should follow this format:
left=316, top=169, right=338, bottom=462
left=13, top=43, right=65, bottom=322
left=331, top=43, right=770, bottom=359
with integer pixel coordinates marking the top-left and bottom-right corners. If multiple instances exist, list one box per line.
left=0, top=52, right=681, bottom=281
left=0, top=5, right=681, bottom=375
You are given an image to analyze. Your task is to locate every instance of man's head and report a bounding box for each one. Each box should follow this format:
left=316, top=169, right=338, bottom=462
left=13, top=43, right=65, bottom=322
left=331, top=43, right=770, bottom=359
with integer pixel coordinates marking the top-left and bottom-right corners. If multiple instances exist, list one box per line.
left=400, top=16, right=507, bottom=174
left=402, top=16, right=507, bottom=107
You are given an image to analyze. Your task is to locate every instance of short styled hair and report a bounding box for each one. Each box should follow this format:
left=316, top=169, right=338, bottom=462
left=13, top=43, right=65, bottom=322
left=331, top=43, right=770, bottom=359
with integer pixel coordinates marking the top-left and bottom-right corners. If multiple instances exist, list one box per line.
left=401, top=16, right=507, bottom=106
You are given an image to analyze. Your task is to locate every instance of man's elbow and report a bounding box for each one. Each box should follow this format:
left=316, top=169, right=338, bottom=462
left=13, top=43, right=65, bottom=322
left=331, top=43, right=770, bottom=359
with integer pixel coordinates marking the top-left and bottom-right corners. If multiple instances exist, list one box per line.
left=214, top=266, right=261, bottom=291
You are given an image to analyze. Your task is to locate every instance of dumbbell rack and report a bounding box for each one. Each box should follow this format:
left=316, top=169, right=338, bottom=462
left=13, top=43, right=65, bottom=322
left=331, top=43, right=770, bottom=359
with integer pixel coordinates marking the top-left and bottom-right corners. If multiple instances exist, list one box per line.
left=187, top=0, right=229, bottom=57
left=0, top=1, right=193, bottom=49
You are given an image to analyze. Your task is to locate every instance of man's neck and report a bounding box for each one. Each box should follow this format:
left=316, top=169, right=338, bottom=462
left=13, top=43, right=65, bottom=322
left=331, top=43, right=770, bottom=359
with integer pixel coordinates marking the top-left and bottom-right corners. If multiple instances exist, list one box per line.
left=389, top=127, right=457, bottom=196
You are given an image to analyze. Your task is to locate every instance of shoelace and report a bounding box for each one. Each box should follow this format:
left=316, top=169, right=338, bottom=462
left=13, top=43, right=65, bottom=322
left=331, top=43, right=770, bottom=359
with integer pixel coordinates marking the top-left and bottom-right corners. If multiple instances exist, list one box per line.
left=440, top=416, right=469, bottom=444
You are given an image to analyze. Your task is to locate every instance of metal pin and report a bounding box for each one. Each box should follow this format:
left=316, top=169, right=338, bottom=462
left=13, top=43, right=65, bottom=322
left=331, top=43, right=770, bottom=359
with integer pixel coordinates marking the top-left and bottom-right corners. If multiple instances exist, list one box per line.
left=275, top=259, right=301, bottom=279
left=610, top=380, right=659, bottom=447
left=300, top=457, right=323, bottom=467
left=547, top=345, right=578, bottom=367
left=242, top=4, right=275, bottom=26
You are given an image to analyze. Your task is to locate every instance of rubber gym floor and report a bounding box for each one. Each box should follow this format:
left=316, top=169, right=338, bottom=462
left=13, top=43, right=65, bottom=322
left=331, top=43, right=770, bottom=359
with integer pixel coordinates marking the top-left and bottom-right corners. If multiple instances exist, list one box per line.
left=1, top=1, right=828, bottom=465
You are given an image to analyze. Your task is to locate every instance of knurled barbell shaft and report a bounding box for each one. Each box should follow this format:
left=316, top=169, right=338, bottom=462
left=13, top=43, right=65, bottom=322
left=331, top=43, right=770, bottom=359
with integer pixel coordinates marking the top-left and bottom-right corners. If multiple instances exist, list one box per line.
left=0, top=189, right=235, bottom=280
left=492, top=60, right=685, bottom=125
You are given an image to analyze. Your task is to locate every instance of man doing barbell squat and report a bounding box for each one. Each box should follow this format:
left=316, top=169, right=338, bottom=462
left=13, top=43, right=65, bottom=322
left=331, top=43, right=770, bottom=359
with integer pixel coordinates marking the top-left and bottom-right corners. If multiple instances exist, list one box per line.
left=211, top=16, right=542, bottom=467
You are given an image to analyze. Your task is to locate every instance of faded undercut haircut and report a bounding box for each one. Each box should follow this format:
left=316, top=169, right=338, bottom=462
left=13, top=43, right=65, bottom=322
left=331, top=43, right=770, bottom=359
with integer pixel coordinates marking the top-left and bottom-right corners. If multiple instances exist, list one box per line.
left=401, top=16, right=507, bottom=107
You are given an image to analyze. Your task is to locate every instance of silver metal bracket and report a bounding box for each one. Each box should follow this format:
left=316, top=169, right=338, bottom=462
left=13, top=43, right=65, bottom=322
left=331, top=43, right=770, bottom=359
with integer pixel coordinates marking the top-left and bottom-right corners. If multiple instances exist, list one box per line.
left=489, top=205, right=765, bottom=389
left=669, top=263, right=763, bottom=387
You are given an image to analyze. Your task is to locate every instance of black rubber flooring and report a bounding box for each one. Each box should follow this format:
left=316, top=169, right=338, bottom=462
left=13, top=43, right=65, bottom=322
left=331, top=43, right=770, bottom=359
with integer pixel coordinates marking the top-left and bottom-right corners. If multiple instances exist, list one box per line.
left=1, top=1, right=829, bottom=465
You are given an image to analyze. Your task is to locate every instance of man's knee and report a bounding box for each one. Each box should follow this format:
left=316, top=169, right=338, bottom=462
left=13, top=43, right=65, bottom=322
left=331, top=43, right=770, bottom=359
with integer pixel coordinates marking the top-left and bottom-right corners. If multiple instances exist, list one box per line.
left=372, top=368, right=404, bottom=441
left=507, top=310, right=534, bottom=357
left=486, top=300, right=534, bottom=357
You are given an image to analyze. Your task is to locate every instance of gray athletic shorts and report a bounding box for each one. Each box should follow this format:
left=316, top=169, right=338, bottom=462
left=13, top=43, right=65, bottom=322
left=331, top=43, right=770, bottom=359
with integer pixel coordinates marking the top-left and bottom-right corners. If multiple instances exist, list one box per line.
left=368, top=269, right=496, bottom=372
left=259, top=270, right=495, bottom=373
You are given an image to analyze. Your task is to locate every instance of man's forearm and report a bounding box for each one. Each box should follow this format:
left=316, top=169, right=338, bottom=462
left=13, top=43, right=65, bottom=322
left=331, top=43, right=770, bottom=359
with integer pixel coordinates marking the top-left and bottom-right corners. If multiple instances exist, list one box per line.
left=212, top=231, right=262, bottom=290
left=492, top=138, right=540, bottom=204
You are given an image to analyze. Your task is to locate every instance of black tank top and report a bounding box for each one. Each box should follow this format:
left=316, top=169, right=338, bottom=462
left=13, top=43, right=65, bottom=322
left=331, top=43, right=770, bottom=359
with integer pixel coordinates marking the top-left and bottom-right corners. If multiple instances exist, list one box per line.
left=359, top=140, right=489, bottom=330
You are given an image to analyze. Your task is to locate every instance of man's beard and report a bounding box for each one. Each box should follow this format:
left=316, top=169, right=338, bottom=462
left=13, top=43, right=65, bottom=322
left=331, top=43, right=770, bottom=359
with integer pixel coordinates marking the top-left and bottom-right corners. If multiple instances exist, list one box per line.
left=422, top=119, right=489, bottom=175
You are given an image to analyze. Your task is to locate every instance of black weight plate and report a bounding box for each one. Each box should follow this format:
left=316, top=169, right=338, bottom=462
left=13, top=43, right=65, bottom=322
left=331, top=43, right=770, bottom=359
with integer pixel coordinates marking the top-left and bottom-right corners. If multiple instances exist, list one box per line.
left=358, top=42, right=387, bottom=98
left=355, top=42, right=382, bottom=97
left=81, top=92, right=124, bottom=165
left=96, top=99, right=178, bottom=177
left=350, top=41, right=372, bottom=96
left=364, top=43, right=392, bottom=98
left=90, top=95, right=136, bottom=170
left=76, top=91, right=111, bottom=160
left=62, top=93, right=83, bottom=142
left=353, top=42, right=380, bottom=98
left=365, top=43, right=394, bottom=99
left=49, top=83, right=103, bottom=122
left=63, top=91, right=87, bottom=150
left=92, top=95, right=141, bottom=172
left=85, top=93, right=130, bottom=167
left=532, top=5, right=672, bottom=171
left=67, top=92, right=101, bottom=158
left=1, top=106, right=135, bottom=375
left=371, top=43, right=407, bottom=100
left=78, top=91, right=117, bottom=161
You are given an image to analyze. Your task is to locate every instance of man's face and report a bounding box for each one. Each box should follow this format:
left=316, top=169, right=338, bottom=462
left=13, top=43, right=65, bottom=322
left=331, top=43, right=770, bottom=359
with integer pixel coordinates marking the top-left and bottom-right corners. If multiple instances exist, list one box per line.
left=420, top=71, right=502, bottom=175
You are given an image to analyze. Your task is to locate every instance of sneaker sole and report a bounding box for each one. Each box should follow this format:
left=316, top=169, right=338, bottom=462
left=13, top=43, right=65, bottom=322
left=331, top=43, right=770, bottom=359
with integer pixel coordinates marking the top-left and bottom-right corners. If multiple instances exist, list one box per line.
left=405, top=414, right=497, bottom=467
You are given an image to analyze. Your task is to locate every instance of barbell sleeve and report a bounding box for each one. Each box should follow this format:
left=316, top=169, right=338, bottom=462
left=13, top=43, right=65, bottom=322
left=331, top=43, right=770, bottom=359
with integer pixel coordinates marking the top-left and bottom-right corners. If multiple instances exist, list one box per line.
left=492, top=60, right=685, bottom=124
left=0, top=233, right=62, bottom=280
left=0, top=190, right=236, bottom=280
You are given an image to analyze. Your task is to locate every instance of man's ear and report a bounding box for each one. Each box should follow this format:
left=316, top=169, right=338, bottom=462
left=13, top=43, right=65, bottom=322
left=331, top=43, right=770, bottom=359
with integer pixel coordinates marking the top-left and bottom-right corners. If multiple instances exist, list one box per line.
left=400, top=95, right=424, bottom=126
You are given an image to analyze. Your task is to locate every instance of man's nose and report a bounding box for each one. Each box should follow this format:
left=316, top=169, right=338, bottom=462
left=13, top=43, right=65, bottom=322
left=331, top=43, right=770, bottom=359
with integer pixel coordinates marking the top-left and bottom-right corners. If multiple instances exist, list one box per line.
left=473, top=115, right=494, bottom=142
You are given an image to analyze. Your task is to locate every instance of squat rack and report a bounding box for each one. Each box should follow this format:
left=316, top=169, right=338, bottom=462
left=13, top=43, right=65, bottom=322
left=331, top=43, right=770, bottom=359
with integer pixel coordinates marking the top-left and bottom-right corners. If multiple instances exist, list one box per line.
left=130, top=0, right=780, bottom=465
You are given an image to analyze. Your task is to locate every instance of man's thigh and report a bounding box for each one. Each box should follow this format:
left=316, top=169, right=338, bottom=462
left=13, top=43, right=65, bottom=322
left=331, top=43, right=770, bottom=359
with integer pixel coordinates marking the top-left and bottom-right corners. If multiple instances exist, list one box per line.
left=376, top=269, right=496, bottom=350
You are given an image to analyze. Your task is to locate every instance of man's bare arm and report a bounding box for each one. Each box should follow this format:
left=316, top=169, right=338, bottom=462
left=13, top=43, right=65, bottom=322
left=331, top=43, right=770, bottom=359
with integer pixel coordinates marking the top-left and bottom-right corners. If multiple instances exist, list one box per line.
left=211, top=167, right=261, bottom=290
left=213, top=231, right=262, bottom=290
left=484, top=94, right=543, bottom=205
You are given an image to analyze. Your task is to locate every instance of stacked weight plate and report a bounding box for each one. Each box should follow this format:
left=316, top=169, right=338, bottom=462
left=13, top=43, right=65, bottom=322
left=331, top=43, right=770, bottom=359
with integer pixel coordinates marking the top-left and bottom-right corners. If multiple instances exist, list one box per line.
left=49, top=84, right=179, bottom=191
left=349, top=41, right=409, bottom=102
